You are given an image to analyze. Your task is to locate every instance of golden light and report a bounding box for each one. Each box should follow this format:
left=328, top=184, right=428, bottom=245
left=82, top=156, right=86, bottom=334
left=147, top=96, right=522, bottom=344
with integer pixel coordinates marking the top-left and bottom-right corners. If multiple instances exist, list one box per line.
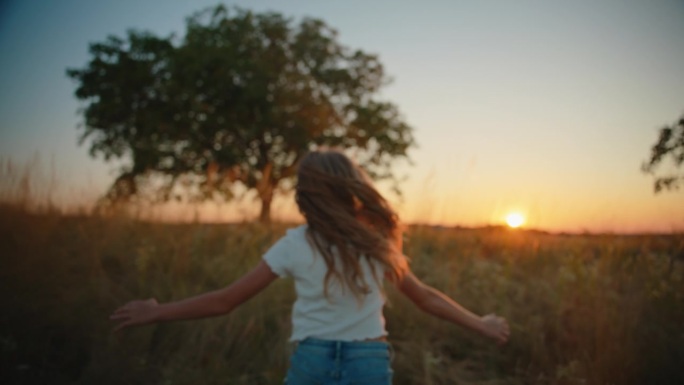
left=505, top=212, right=525, bottom=228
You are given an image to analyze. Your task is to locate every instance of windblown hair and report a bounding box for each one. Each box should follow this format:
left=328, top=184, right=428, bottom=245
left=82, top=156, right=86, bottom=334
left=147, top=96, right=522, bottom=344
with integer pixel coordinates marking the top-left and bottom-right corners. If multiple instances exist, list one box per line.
left=295, top=149, right=408, bottom=300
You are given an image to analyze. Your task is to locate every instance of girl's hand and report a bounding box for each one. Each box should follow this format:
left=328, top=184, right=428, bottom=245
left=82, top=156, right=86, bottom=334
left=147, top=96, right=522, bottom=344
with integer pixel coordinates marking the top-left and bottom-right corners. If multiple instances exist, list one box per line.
left=479, top=313, right=510, bottom=345
left=110, top=298, right=159, bottom=332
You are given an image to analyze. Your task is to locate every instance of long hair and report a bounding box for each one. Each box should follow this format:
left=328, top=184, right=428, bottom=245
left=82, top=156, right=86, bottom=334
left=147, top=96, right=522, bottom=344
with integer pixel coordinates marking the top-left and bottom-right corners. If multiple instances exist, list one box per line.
left=295, top=149, right=408, bottom=299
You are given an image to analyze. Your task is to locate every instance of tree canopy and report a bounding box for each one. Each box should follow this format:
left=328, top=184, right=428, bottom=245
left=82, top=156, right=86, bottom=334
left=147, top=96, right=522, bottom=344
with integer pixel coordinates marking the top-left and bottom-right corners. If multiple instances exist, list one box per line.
left=67, top=6, right=415, bottom=222
left=643, top=113, right=684, bottom=193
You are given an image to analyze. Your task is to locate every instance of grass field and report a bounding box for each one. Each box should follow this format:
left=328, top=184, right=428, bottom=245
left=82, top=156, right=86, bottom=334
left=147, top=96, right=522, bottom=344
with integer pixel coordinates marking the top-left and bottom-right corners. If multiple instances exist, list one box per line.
left=1, top=202, right=683, bottom=385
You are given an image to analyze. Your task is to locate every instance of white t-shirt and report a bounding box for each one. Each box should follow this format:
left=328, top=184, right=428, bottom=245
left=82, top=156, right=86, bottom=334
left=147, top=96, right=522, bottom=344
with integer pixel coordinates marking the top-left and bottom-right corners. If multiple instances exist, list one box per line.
left=263, top=225, right=387, bottom=342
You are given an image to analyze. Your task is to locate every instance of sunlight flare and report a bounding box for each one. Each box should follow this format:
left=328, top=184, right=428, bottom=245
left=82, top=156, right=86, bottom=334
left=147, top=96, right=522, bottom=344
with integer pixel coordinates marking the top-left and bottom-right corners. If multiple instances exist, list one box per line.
left=505, top=212, right=525, bottom=228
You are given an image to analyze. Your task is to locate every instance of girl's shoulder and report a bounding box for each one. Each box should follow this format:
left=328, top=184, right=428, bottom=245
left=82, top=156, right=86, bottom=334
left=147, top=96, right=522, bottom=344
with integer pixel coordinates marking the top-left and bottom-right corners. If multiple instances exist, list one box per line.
left=275, top=224, right=310, bottom=251
left=285, top=224, right=308, bottom=236
left=282, top=224, right=308, bottom=243
left=263, top=225, right=312, bottom=278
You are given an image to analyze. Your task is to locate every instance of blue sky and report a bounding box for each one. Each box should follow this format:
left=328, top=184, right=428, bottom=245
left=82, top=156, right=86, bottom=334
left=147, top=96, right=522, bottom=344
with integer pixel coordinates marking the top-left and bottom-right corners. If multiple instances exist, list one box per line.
left=1, top=0, right=683, bottom=232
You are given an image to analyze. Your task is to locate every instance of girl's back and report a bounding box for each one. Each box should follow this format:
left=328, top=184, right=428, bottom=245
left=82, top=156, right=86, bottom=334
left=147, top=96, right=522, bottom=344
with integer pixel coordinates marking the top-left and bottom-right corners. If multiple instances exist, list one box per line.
left=264, top=224, right=387, bottom=342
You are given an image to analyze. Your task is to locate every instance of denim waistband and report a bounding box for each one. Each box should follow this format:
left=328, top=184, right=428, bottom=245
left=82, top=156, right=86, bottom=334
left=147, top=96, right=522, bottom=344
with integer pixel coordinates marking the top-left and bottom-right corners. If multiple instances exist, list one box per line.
left=296, top=338, right=391, bottom=360
left=299, top=337, right=389, bottom=346
left=288, top=338, right=394, bottom=383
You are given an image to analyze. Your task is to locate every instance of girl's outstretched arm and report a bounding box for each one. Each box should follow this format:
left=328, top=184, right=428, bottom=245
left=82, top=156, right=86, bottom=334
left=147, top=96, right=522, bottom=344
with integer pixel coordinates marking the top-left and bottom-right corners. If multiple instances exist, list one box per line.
left=394, top=270, right=510, bottom=345
left=110, top=261, right=278, bottom=332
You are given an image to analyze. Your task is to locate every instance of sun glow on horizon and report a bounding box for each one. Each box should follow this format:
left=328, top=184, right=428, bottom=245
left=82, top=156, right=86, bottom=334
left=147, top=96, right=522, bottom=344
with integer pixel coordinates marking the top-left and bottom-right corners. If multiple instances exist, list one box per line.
left=505, top=212, right=526, bottom=228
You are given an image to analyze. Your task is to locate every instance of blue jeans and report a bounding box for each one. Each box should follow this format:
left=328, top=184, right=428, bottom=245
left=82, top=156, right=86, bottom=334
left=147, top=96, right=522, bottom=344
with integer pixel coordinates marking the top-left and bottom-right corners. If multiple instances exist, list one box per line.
left=285, top=338, right=393, bottom=385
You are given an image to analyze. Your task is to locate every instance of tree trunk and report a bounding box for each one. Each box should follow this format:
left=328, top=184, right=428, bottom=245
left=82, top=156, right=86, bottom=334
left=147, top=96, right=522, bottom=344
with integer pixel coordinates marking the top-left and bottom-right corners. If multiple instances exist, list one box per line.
left=257, top=162, right=275, bottom=223
left=259, top=195, right=272, bottom=224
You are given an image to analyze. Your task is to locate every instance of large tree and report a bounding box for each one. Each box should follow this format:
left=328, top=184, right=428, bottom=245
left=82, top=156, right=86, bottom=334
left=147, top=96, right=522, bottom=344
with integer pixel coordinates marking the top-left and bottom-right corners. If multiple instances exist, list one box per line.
left=67, top=6, right=414, bottom=222
left=643, top=113, right=684, bottom=193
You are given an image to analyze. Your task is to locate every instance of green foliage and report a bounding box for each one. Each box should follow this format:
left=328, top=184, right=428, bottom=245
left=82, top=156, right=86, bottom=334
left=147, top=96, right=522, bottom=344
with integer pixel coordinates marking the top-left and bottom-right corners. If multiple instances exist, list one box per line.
left=2, top=207, right=683, bottom=385
left=643, top=112, right=684, bottom=192
left=66, top=6, right=415, bottom=221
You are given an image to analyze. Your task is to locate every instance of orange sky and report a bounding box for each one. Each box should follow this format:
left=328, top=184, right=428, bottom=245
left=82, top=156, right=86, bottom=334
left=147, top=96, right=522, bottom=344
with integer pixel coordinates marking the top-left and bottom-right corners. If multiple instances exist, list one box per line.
left=1, top=0, right=683, bottom=233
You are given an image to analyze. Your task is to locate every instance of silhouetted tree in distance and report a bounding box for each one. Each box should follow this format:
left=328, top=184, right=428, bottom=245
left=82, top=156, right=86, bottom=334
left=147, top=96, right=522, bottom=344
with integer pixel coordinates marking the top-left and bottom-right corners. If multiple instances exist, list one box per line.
left=67, top=6, right=414, bottom=222
left=643, top=112, right=684, bottom=192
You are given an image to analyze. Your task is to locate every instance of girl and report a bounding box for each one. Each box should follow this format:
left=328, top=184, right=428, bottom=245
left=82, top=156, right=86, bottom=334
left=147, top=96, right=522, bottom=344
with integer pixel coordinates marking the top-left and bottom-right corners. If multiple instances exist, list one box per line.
left=111, top=149, right=510, bottom=384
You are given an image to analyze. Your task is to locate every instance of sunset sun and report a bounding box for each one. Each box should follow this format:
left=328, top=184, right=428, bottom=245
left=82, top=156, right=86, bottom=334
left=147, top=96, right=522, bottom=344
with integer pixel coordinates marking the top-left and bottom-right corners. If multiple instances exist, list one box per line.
left=505, top=213, right=525, bottom=228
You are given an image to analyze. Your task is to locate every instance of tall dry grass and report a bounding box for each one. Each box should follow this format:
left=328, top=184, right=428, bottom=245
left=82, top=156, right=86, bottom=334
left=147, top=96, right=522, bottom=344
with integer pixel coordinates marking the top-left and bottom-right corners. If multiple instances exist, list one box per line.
left=1, top=161, right=683, bottom=384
